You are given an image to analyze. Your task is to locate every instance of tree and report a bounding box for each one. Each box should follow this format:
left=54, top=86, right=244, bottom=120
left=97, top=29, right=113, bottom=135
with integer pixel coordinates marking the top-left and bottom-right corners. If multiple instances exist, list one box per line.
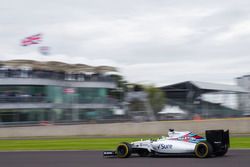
left=108, top=74, right=128, bottom=102
left=144, top=85, right=166, bottom=120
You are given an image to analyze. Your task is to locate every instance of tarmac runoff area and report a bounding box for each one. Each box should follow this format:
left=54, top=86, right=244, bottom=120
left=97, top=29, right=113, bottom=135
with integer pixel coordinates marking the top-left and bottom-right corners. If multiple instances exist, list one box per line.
left=0, top=150, right=249, bottom=167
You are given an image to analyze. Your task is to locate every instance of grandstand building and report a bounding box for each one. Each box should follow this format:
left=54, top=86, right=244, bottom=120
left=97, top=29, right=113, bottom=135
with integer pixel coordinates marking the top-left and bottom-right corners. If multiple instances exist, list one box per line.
left=0, top=60, right=119, bottom=125
left=161, top=81, right=248, bottom=119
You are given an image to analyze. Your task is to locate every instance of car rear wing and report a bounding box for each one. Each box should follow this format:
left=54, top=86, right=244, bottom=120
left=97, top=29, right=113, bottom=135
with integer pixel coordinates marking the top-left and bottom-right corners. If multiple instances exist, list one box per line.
left=205, top=129, right=230, bottom=151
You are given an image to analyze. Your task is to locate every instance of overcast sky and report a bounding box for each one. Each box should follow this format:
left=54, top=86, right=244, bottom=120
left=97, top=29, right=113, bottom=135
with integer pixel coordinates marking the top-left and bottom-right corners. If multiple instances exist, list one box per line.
left=1, top=0, right=250, bottom=86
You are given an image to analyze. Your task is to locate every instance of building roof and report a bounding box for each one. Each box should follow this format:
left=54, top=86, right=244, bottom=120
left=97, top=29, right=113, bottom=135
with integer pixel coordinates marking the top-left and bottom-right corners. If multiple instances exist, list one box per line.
left=0, top=59, right=117, bottom=73
left=236, top=74, right=250, bottom=79
left=162, top=81, right=248, bottom=93
left=190, top=81, right=247, bottom=93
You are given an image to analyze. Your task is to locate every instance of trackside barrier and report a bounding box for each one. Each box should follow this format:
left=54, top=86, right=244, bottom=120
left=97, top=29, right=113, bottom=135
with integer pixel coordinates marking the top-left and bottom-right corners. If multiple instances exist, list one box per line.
left=0, top=118, right=249, bottom=137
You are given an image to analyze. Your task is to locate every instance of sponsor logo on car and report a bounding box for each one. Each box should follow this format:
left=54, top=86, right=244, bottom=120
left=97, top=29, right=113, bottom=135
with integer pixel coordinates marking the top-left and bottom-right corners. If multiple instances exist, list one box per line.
left=157, top=144, right=173, bottom=150
left=140, top=143, right=149, bottom=147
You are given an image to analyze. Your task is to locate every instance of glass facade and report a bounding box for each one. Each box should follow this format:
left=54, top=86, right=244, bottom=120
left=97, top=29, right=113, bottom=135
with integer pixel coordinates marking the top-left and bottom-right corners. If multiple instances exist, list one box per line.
left=0, top=60, right=119, bottom=125
left=0, top=85, right=109, bottom=104
left=0, top=109, right=50, bottom=123
left=0, top=85, right=47, bottom=103
left=0, top=109, right=114, bottom=124
left=0, top=85, right=116, bottom=124
left=78, top=88, right=107, bottom=103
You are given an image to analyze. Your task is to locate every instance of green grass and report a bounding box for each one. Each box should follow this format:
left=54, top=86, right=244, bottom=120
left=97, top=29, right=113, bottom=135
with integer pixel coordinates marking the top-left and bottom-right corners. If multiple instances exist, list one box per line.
left=0, top=137, right=249, bottom=151
left=230, top=137, right=250, bottom=148
left=0, top=138, right=141, bottom=151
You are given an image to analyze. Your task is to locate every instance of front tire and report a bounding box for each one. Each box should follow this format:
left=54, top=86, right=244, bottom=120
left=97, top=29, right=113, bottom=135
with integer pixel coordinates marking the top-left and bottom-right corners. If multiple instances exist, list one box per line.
left=116, top=142, right=132, bottom=158
left=195, top=141, right=213, bottom=158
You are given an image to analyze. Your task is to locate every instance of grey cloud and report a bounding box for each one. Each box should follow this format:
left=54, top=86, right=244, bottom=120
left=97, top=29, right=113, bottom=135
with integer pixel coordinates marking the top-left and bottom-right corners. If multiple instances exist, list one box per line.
left=0, top=0, right=250, bottom=84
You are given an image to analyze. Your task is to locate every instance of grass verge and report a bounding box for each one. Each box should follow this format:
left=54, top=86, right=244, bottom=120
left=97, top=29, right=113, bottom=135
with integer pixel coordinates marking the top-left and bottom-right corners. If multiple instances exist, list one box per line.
left=0, top=137, right=249, bottom=151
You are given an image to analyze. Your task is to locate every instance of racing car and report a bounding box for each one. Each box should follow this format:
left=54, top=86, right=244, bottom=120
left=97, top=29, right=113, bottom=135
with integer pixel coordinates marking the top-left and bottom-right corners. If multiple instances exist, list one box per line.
left=103, top=129, right=229, bottom=158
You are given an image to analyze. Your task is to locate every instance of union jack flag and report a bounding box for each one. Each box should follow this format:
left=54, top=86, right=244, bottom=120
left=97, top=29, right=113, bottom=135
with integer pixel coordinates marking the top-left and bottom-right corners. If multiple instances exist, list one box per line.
left=21, top=34, right=42, bottom=46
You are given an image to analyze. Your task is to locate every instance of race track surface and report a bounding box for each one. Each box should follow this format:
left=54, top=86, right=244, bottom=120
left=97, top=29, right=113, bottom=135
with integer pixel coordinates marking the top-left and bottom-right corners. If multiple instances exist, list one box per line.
left=0, top=150, right=249, bottom=167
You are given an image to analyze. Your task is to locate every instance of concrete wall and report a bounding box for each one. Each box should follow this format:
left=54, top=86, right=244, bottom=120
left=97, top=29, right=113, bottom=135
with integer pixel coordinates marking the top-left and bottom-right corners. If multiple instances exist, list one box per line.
left=0, top=118, right=250, bottom=137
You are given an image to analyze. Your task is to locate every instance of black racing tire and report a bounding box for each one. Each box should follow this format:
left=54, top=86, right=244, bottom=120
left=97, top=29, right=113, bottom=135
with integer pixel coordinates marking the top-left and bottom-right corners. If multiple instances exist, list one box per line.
left=195, top=141, right=213, bottom=158
left=137, top=149, right=150, bottom=157
left=214, top=144, right=229, bottom=157
left=116, top=142, right=132, bottom=158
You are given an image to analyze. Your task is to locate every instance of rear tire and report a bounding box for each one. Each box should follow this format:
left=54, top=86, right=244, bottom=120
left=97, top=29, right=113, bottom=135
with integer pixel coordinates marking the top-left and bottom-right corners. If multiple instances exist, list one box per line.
left=116, top=142, right=132, bottom=158
left=195, top=141, right=213, bottom=158
left=214, top=144, right=228, bottom=157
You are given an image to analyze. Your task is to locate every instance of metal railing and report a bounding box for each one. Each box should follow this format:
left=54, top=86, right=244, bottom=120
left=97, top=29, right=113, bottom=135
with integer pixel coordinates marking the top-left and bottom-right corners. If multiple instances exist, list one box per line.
left=0, top=70, right=114, bottom=82
left=0, top=96, right=47, bottom=103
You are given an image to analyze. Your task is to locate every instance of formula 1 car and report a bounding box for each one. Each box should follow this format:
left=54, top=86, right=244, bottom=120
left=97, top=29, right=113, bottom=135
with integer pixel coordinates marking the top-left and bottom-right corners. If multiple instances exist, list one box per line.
left=103, top=129, right=229, bottom=158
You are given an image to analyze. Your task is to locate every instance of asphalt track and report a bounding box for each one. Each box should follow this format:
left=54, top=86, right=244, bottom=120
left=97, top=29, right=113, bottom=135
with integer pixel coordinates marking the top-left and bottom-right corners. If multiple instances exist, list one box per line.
left=0, top=150, right=249, bottom=167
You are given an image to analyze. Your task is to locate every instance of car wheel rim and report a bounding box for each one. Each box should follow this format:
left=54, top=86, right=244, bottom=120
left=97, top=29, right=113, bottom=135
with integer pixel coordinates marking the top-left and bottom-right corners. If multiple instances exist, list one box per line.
left=198, top=145, right=207, bottom=155
left=196, top=143, right=208, bottom=158
left=118, top=146, right=126, bottom=155
left=117, top=144, right=128, bottom=157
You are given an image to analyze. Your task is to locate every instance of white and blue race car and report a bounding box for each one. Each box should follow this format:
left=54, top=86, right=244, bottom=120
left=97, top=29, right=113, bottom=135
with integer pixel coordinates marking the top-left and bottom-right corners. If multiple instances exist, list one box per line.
left=103, top=129, right=229, bottom=158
